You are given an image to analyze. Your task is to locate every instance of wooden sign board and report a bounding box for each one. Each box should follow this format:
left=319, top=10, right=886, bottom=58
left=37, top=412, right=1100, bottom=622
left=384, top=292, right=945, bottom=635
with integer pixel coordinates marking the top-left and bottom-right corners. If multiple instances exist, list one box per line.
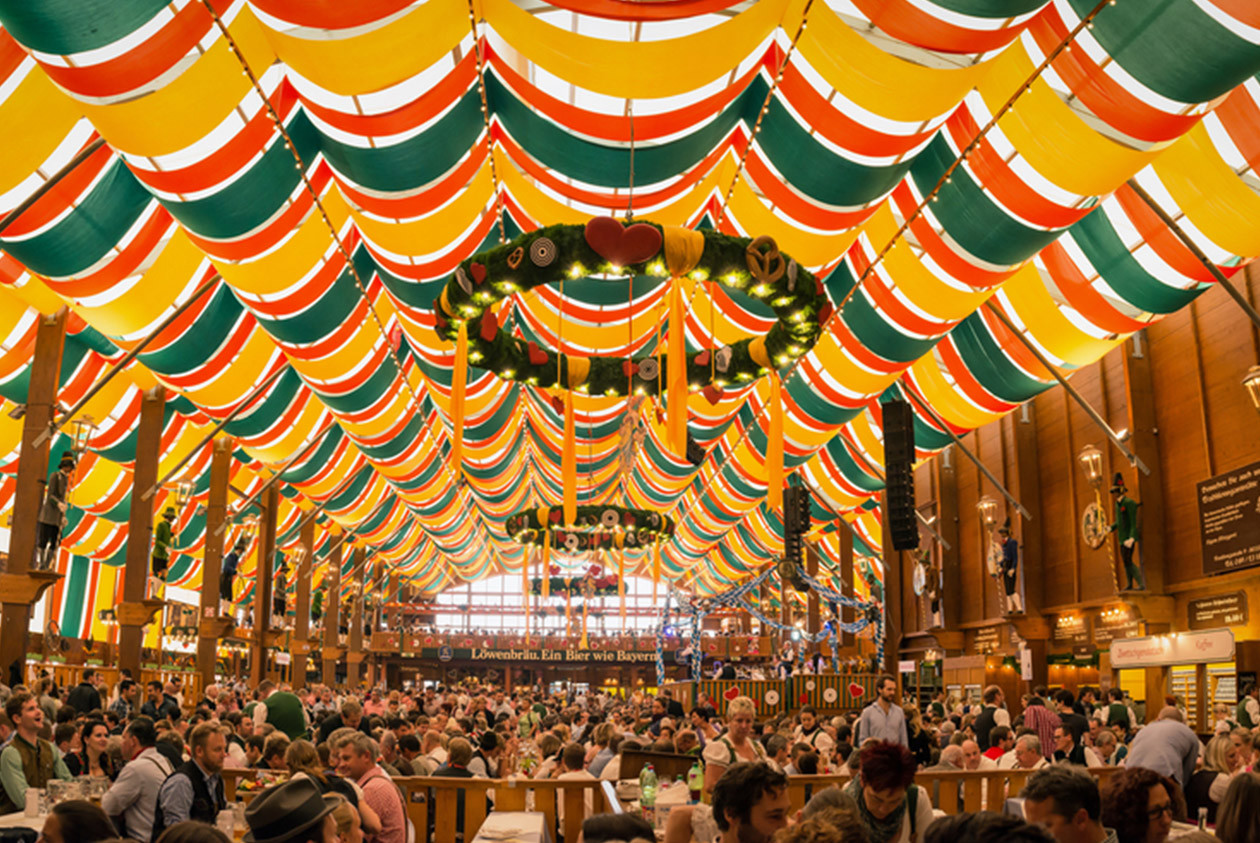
left=1197, top=460, right=1260, bottom=576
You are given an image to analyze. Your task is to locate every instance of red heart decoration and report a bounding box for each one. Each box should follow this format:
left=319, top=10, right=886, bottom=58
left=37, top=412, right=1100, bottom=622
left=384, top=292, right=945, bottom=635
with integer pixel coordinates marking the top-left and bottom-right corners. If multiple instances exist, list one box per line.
left=723, top=687, right=740, bottom=702
left=549, top=510, right=562, bottom=523
left=622, top=360, right=639, bottom=377
left=527, top=341, right=548, bottom=365
left=624, top=514, right=636, bottom=527
left=694, top=350, right=711, bottom=367
left=848, top=682, right=866, bottom=699
left=479, top=310, right=498, bottom=342
left=654, top=406, right=665, bottom=424
left=818, top=302, right=834, bottom=324
left=470, top=262, right=487, bottom=285
left=584, top=216, right=663, bottom=267
left=550, top=395, right=565, bottom=414
left=702, top=385, right=724, bottom=405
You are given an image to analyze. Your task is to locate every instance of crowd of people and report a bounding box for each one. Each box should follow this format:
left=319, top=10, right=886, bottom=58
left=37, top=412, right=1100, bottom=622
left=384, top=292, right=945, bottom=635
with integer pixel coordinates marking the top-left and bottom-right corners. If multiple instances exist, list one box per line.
left=0, top=669, right=1255, bottom=843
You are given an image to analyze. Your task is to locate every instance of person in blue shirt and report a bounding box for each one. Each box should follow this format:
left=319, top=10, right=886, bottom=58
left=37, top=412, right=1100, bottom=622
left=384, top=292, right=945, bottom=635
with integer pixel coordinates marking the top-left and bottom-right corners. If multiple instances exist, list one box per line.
left=220, top=540, right=245, bottom=614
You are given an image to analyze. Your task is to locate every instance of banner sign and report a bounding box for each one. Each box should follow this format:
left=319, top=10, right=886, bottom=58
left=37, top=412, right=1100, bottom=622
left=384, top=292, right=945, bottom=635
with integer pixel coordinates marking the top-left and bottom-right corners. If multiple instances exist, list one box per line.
left=417, top=647, right=681, bottom=664
left=1197, top=460, right=1260, bottom=575
left=1187, top=592, right=1248, bottom=630
left=1109, top=628, right=1235, bottom=667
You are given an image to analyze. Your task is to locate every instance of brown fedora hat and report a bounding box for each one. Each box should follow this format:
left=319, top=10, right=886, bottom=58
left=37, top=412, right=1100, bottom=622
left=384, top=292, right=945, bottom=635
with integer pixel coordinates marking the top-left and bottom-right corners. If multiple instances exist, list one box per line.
left=244, top=777, right=340, bottom=843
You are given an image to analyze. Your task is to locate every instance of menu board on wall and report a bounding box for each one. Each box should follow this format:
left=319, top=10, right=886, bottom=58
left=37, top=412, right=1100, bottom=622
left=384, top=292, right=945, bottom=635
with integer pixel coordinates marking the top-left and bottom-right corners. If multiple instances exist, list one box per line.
left=1188, top=592, right=1249, bottom=630
left=1197, top=460, right=1260, bottom=575
left=1094, top=619, right=1143, bottom=646
left=1052, top=614, right=1092, bottom=648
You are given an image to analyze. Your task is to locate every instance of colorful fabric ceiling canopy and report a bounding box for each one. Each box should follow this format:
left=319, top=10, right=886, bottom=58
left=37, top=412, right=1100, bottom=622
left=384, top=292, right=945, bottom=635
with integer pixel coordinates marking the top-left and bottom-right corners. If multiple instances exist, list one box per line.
left=0, top=0, right=1258, bottom=636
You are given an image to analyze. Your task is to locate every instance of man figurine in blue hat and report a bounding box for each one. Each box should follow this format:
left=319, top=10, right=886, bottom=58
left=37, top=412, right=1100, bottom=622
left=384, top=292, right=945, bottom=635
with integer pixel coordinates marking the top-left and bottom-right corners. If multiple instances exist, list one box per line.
left=34, top=451, right=75, bottom=571
left=1109, top=473, right=1145, bottom=591
left=150, top=505, right=176, bottom=598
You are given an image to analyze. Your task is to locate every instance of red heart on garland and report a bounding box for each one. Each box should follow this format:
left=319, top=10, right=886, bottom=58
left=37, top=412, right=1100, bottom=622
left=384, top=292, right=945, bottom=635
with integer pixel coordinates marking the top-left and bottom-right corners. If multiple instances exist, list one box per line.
left=654, top=406, right=665, bottom=425
left=527, top=341, right=548, bottom=365
left=848, top=682, right=866, bottom=699
left=694, top=350, right=711, bottom=367
left=818, top=302, right=834, bottom=324
left=624, top=514, right=636, bottom=527
left=479, top=310, right=498, bottom=342
left=702, top=385, right=724, bottom=405
left=470, top=262, right=487, bottom=285
left=550, top=395, right=565, bottom=414
left=549, top=510, right=563, bottom=523
left=622, top=360, right=639, bottom=377
left=723, top=687, right=740, bottom=702
left=584, top=216, right=663, bottom=267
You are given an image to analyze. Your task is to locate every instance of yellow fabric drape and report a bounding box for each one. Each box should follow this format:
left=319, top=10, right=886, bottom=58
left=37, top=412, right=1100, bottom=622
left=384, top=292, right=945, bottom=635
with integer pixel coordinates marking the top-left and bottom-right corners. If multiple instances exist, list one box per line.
left=562, top=392, right=577, bottom=525
left=666, top=279, right=688, bottom=458
left=451, top=321, right=468, bottom=474
left=767, top=372, right=784, bottom=510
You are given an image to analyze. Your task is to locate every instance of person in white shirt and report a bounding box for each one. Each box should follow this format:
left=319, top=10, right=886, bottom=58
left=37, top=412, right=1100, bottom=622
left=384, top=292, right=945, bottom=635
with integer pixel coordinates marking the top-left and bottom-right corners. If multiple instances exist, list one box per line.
left=421, top=730, right=448, bottom=767
left=556, top=742, right=596, bottom=826
left=1009, top=735, right=1049, bottom=771
left=101, top=717, right=175, bottom=843
left=792, top=706, right=836, bottom=758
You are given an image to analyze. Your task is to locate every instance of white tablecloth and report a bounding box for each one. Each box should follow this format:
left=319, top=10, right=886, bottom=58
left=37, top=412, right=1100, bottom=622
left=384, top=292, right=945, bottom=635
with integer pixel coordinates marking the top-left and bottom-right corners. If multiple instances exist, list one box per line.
left=0, top=812, right=45, bottom=832
left=472, top=811, right=548, bottom=843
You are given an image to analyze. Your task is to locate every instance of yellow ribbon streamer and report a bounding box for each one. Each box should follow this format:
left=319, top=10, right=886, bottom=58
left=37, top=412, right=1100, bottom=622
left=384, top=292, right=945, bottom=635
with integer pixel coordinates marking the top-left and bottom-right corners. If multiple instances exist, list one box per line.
left=653, top=540, right=661, bottom=602
left=618, top=549, right=626, bottom=630
left=562, top=392, right=577, bottom=525
left=541, top=513, right=552, bottom=601
left=666, top=279, right=688, bottom=458
left=451, top=321, right=468, bottom=473
left=767, top=372, right=784, bottom=510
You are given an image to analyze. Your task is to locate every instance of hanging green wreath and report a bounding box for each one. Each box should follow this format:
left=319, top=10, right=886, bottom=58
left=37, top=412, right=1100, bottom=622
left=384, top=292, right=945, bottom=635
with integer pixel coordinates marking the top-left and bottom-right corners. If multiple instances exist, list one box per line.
left=431, top=218, right=832, bottom=399
left=506, top=504, right=674, bottom=553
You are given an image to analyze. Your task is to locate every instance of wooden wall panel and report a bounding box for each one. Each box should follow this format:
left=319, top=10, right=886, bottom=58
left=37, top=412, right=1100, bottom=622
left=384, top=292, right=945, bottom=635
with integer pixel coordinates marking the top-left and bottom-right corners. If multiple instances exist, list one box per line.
left=1034, top=388, right=1076, bottom=608
left=1149, top=283, right=1260, bottom=583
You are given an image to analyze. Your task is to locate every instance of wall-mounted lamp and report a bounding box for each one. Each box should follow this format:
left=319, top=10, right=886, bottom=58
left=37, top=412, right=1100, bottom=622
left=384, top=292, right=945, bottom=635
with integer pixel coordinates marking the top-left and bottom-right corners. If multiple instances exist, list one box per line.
left=1244, top=365, right=1260, bottom=414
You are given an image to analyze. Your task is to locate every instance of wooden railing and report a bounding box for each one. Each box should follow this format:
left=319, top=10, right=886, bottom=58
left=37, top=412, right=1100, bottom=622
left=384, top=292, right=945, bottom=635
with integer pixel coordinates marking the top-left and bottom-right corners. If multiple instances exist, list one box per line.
left=23, top=663, right=203, bottom=712
left=224, top=766, right=1123, bottom=843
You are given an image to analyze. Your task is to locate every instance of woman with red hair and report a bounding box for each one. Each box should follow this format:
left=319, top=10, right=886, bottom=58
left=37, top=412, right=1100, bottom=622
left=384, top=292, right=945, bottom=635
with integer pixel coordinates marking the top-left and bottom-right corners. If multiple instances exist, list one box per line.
left=839, top=741, right=934, bottom=843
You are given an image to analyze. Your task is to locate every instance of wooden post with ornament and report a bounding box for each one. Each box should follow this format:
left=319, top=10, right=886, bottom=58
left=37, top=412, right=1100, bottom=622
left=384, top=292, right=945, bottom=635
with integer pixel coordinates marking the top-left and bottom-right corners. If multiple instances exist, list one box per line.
left=291, top=514, right=316, bottom=685
left=196, top=438, right=233, bottom=690
left=321, top=540, right=343, bottom=687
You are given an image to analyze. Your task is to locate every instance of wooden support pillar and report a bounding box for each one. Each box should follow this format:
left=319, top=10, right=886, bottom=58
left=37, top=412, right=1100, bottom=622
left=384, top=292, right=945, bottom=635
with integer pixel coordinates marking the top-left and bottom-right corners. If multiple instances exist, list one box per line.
left=249, top=485, right=279, bottom=686
left=196, top=438, right=233, bottom=690
left=321, top=540, right=343, bottom=687
left=291, top=514, right=315, bottom=687
left=117, top=387, right=168, bottom=681
left=839, top=527, right=855, bottom=649
left=347, top=549, right=365, bottom=688
left=1121, top=332, right=1167, bottom=594
left=935, top=449, right=962, bottom=643
left=881, top=493, right=903, bottom=676
left=1195, top=663, right=1209, bottom=734
left=0, top=311, right=68, bottom=685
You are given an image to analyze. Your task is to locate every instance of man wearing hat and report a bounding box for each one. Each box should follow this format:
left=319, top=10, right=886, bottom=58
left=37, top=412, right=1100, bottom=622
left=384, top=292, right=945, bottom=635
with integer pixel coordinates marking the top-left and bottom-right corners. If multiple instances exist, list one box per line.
left=221, top=538, right=245, bottom=615
left=151, top=505, right=176, bottom=597
left=1109, top=473, right=1145, bottom=590
left=34, top=451, right=75, bottom=571
left=998, top=519, right=1023, bottom=614
left=244, top=777, right=340, bottom=843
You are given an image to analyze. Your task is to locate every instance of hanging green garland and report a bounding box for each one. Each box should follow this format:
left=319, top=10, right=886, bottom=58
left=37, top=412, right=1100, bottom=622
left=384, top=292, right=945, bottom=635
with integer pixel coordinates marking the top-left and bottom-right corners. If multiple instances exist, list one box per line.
left=506, top=504, right=674, bottom=553
left=431, top=218, right=831, bottom=399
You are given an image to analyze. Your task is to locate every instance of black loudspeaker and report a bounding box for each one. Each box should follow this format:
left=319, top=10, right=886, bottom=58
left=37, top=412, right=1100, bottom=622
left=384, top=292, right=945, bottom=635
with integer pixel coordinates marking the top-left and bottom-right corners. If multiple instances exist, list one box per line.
left=882, top=399, right=919, bottom=551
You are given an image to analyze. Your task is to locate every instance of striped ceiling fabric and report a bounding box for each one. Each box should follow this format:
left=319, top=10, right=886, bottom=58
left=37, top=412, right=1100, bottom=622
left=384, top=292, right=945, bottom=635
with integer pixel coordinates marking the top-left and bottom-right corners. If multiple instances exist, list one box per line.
left=0, top=0, right=1258, bottom=638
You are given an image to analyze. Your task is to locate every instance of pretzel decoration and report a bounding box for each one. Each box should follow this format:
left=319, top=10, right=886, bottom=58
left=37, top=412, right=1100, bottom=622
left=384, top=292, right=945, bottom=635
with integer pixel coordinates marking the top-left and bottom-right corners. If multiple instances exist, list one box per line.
left=746, top=235, right=786, bottom=284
